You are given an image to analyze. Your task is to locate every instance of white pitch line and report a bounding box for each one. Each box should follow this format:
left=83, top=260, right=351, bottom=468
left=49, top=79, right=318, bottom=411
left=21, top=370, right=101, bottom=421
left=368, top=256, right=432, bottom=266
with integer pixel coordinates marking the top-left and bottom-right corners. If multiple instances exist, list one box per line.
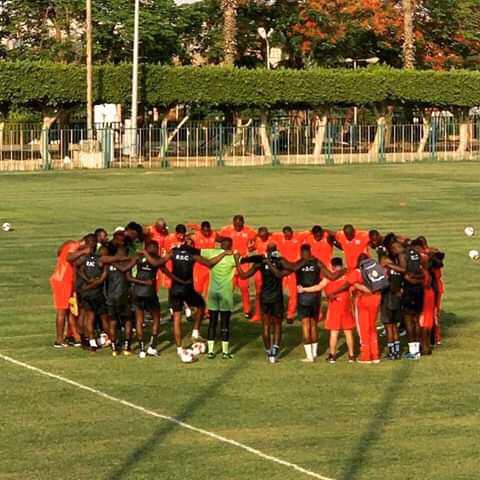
left=1, top=353, right=335, bottom=480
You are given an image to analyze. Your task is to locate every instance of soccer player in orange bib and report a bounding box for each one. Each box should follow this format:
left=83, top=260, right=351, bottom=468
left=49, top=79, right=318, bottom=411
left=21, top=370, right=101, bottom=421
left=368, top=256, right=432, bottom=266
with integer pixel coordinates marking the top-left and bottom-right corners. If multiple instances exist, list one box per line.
left=50, top=238, right=89, bottom=347
left=275, top=226, right=305, bottom=323
left=335, top=224, right=370, bottom=271
left=328, top=253, right=381, bottom=364
left=190, top=221, right=217, bottom=299
left=420, top=267, right=436, bottom=356
left=218, top=215, right=257, bottom=320
left=303, top=225, right=335, bottom=267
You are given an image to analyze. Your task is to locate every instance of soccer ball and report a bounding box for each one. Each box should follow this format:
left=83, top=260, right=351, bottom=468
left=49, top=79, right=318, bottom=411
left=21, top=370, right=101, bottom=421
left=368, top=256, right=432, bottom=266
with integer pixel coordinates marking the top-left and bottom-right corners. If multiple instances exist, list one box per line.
left=464, top=226, right=475, bottom=237
left=2, top=222, right=12, bottom=232
left=191, top=342, right=206, bottom=356
left=179, top=349, right=196, bottom=363
left=468, top=249, right=479, bottom=260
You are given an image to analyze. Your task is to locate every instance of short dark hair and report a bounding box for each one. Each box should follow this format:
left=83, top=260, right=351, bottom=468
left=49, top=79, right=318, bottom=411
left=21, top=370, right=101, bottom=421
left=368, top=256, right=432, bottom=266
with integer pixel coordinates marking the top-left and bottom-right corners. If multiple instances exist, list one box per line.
left=331, top=257, right=343, bottom=268
left=311, top=225, right=323, bottom=235
left=300, top=244, right=311, bottom=252
left=94, top=228, right=107, bottom=237
left=175, top=224, right=187, bottom=234
left=282, top=225, right=293, bottom=234
left=233, top=215, right=244, bottom=223
left=201, top=221, right=211, bottom=229
left=125, top=222, right=143, bottom=235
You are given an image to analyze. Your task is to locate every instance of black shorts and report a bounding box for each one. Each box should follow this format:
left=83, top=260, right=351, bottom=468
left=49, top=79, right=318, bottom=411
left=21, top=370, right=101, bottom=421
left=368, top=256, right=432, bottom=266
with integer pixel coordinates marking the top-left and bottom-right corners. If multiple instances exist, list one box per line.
left=298, top=300, right=320, bottom=320
left=380, top=304, right=403, bottom=325
left=403, top=285, right=424, bottom=314
left=107, top=301, right=131, bottom=321
left=81, top=294, right=107, bottom=316
left=169, top=287, right=205, bottom=313
left=134, top=295, right=160, bottom=312
left=261, top=299, right=284, bottom=318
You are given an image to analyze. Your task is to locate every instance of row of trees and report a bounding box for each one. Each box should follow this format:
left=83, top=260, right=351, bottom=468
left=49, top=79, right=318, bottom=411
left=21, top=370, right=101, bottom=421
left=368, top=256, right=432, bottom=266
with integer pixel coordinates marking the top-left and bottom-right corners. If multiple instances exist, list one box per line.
left=1, top=0, right=479, bottom=70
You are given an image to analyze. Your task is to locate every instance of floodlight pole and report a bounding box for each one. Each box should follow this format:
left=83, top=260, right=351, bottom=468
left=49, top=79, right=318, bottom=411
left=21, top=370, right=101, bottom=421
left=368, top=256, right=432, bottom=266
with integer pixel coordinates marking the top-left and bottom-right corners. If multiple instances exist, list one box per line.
left=130, top=0, right=140, bottom=160
left=86, top=0, right=93, bottom=139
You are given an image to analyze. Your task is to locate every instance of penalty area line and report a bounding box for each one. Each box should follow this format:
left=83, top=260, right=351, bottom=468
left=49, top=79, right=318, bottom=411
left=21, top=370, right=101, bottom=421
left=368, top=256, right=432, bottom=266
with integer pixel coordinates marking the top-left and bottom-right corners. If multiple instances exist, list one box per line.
left=0, top=353, right=335, bottom=480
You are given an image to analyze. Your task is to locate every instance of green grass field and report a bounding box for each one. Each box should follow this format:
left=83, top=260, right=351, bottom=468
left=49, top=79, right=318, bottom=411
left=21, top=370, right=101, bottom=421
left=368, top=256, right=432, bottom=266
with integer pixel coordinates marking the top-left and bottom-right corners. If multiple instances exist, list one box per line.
left=1, top=164, right=479, bottom=480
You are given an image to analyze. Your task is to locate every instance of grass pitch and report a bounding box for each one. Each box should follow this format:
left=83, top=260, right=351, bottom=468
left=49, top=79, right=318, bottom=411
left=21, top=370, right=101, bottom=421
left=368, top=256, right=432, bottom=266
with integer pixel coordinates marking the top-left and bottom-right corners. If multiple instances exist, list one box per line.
left=1, top=164, right=479, bottom=480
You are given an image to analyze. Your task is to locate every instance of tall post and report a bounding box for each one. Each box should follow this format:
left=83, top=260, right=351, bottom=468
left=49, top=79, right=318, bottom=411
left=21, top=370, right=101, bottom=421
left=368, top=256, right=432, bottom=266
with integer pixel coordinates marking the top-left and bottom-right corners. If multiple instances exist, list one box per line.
left=86, top=0, right=93, bottom=140
left=130, top=0, right=140, bottom=160
left=266, top=38, right=270, bottom=70
left=403, top=0, right=415, bottom=70
left=353, top=61, right=358, bottom=125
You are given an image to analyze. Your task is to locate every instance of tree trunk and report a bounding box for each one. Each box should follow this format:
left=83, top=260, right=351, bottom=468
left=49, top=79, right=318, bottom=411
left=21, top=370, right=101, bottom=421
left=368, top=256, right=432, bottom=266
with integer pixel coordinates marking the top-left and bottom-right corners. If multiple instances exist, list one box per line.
left=222, top=0, right=238, bottom=65
left=259, top=112, right=272, bottom=161
left=417, top=110, right=432, bottom=155
left=402, top=0, right=415, bottom=69
left=369, top=110, right=386, bottom=161
left=40, top=115, right=57, bottom=166
left=456, top=108, right=471, bottom=159
left=313, top=113, right=328, bottom=160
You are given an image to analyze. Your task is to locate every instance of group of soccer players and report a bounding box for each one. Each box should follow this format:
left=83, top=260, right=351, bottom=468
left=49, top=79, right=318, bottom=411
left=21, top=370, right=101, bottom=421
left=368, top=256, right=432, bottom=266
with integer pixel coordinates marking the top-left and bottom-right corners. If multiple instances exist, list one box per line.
left=50, top=215, right=445, bottom=364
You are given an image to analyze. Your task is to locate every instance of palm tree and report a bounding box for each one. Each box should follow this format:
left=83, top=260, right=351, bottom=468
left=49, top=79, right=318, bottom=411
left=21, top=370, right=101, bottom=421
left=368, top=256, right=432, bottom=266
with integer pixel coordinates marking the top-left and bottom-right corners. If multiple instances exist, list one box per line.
left=222, top=0, right=238, bottom=65
left=402, top=0, right=415, bottom=69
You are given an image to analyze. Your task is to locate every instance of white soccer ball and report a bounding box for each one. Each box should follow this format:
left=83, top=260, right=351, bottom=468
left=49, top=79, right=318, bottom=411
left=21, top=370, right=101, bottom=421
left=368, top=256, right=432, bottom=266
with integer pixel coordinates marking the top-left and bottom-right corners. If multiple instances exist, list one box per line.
left=179, top=349, right=195, bottom=363
left=2, top=222, right=12, bottom=232
left=468, top=249, right=479, bottom=260
left=191, top=342, right=206, bottom=356
left=139, top=351, right=147, bottom=359
left=464, top=226, right=475, bottom=237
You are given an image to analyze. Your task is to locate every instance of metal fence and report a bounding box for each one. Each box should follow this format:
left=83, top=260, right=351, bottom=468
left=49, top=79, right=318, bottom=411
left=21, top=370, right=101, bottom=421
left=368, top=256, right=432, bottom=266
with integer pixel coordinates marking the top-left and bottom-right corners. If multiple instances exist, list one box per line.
left=1, top=120, right=479, bottom=171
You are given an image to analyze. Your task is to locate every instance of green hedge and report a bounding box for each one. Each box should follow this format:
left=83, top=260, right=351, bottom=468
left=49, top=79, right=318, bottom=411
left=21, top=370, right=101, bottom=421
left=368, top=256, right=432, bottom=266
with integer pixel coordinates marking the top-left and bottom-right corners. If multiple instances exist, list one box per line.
left=0, top=61, right=479, bottom=110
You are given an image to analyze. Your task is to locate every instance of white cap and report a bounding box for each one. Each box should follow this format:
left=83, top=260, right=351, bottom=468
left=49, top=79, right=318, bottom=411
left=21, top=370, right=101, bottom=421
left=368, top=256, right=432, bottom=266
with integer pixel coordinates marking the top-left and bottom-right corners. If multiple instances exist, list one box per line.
left=114, top=226, right=125, bottom=233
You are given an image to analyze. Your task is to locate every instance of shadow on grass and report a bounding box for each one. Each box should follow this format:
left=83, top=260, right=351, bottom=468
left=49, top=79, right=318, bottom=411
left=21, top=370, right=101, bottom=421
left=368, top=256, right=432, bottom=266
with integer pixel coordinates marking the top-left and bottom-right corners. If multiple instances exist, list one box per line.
left=106, top=333, right=258, bottom=480
left=340, top=361, right=413, bottom=480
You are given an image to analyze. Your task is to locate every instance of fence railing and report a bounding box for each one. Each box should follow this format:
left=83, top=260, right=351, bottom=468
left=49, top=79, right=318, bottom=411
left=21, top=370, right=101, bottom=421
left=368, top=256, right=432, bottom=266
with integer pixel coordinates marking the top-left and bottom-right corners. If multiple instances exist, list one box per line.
left=0, top=121, right=479, bottom=171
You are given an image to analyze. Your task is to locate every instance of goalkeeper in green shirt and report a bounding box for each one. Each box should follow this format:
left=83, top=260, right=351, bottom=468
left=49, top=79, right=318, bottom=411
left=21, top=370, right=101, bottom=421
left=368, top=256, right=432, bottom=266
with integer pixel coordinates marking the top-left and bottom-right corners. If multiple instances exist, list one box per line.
left=201, top=238, right=237, bottom=359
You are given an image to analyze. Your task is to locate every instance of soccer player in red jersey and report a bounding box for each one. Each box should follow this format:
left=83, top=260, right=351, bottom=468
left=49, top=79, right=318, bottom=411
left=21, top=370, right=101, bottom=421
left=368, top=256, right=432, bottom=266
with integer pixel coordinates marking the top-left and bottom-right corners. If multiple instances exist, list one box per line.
left=419, top=266, right=436, bottom=355
left=303, top=225, right=335, bottom=267
left=218, top=215, right=257, bottom=319
left=190, top=221, right=217, bottom=298
left=275, top=226, right=304, bottom=322
left=328, top=253, right=382, bottom=364
left=50, top=238, right=89, bottom=347
left=335, top=224, right=371, bottom=271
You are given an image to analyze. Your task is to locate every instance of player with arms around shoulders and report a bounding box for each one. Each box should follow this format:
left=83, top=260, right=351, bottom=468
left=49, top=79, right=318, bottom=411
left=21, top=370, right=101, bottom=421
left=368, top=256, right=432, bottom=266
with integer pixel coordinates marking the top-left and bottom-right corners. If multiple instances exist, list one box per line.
left=144, top=226, right=231, bottom=361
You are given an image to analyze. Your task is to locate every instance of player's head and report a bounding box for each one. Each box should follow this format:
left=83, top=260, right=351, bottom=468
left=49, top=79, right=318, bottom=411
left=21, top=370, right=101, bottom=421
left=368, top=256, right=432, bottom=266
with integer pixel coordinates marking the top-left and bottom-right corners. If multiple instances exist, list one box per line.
left=416, top=236, right=428, bottom=248
left=175, top=224, right=187, bottom=242
left=221, top=237, right=232, bottom=251
left=112, top=230, right=125, bottom=247
left=201, top=221, right=212, bottom=237
left=410, top=238, right=423, bottom=253
left=382, top=232, right=397, bottom=248
left=266, top=242, right=278, bottom=256
left=311, top=225, right=323, bottom=241
left=369, top=229, right=382, bottom=247
left=233, top=215, right=245, bottom=231
left=94, top=228, right=108, bottom=245
left=300, top=244, right=312, bottom=260
left=83, top=233, right=96, bottom=252
left=282, top=225, right=293, bottom=240
left=125, top=222, right=143, bottom=241
left=155, top=217, right=167, bottom=233
left=258, top=226, right=269, bottom=241
left=356, top=253, right=369, bottom=268
left=146, top=240, right=159, bottom=255
left=331, top=257, right=343, bottom=270
left=343, top=224, right=355, bottom=241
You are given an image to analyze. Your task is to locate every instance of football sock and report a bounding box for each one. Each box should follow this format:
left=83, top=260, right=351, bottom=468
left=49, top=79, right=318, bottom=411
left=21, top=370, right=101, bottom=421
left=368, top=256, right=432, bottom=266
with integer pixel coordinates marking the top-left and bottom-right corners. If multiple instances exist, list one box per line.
left=272, top=344, right=280, bottom=357
left=177, top=346, right=183, bottom=355
left=414, top=342, right=421, bottom=355
left=304, top=344, right=313, bottom=360
left=207, top=340, right=215, bottom=354
left=192, top=329, right=200, bottom=339
left=408, top=342, right=415, bottom=354
left=312, top=342, right=318, bottom=358
left=387, top=342, right=394, bottom=356
left=89, top=338, right=98, bottom=348
left=139, top=340, right=145, bottom=352
left=394, top=341, right=401, bottom=354
left=222, top=341, right=229, bottom=354
left=150, top=335, right=158, bottom=349
left=111, top=342, right=117, bottom=352
left=124, top=340, right=131, bottom=350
